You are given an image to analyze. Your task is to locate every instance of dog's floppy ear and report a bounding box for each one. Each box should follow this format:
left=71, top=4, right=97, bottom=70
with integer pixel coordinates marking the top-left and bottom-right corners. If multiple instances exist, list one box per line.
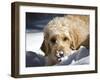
left=70, top=42, right=76, bottom=50
left=70, top=30, right=79, bottom=50
left=41, top=40, right=46, bottom=54
left=40, top=40, right=49, bottom=56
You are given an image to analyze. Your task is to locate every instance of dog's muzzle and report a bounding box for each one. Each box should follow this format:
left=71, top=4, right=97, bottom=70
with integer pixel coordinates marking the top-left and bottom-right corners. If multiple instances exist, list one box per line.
left=56, top=50, right=64, bottom=62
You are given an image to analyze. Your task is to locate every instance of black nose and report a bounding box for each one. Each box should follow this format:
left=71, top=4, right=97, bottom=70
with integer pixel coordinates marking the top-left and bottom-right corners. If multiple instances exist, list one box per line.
left=56, top=51, right=64, bottom=58
left=59, top=53, right=64, bottom=57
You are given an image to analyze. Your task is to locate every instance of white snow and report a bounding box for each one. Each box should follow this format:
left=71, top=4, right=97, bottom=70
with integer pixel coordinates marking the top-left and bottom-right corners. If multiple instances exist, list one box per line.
left=26, top=32, right=44, bottom=55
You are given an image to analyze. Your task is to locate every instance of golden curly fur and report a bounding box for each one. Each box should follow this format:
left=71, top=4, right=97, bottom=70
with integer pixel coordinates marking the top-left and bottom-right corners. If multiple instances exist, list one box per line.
left=41, top=15, right=89, bottom=66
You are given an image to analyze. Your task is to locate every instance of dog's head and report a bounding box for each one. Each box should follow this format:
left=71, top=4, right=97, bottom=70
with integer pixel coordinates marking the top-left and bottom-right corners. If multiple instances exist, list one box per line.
left=40, top=15, right=89, bottom=65
left=40, top=17, right=78, bottom=65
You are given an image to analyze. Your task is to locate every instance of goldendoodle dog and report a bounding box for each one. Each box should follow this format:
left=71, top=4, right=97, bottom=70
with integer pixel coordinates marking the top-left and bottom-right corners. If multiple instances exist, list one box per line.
left=41, top=15, right=89, bottom=66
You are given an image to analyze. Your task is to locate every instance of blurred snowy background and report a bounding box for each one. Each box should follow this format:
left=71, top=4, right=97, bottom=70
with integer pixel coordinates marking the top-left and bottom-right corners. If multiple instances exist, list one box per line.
left=26, top=13, right=64, bottom=53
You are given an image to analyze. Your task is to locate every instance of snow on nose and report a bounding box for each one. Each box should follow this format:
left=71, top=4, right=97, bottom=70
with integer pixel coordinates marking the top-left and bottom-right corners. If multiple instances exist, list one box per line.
left=56, top=51, right=64, bottom=58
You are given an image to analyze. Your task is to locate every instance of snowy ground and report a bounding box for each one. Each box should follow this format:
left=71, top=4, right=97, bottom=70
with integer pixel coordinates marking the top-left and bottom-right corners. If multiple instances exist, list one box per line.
left=26, top=32, right=44, bottom=55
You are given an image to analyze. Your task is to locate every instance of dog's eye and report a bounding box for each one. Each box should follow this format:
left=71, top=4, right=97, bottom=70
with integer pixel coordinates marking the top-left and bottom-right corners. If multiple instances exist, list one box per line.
left=50, top=38, right=56, bottom=44
left=63, top=37, right=68, bottom=41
